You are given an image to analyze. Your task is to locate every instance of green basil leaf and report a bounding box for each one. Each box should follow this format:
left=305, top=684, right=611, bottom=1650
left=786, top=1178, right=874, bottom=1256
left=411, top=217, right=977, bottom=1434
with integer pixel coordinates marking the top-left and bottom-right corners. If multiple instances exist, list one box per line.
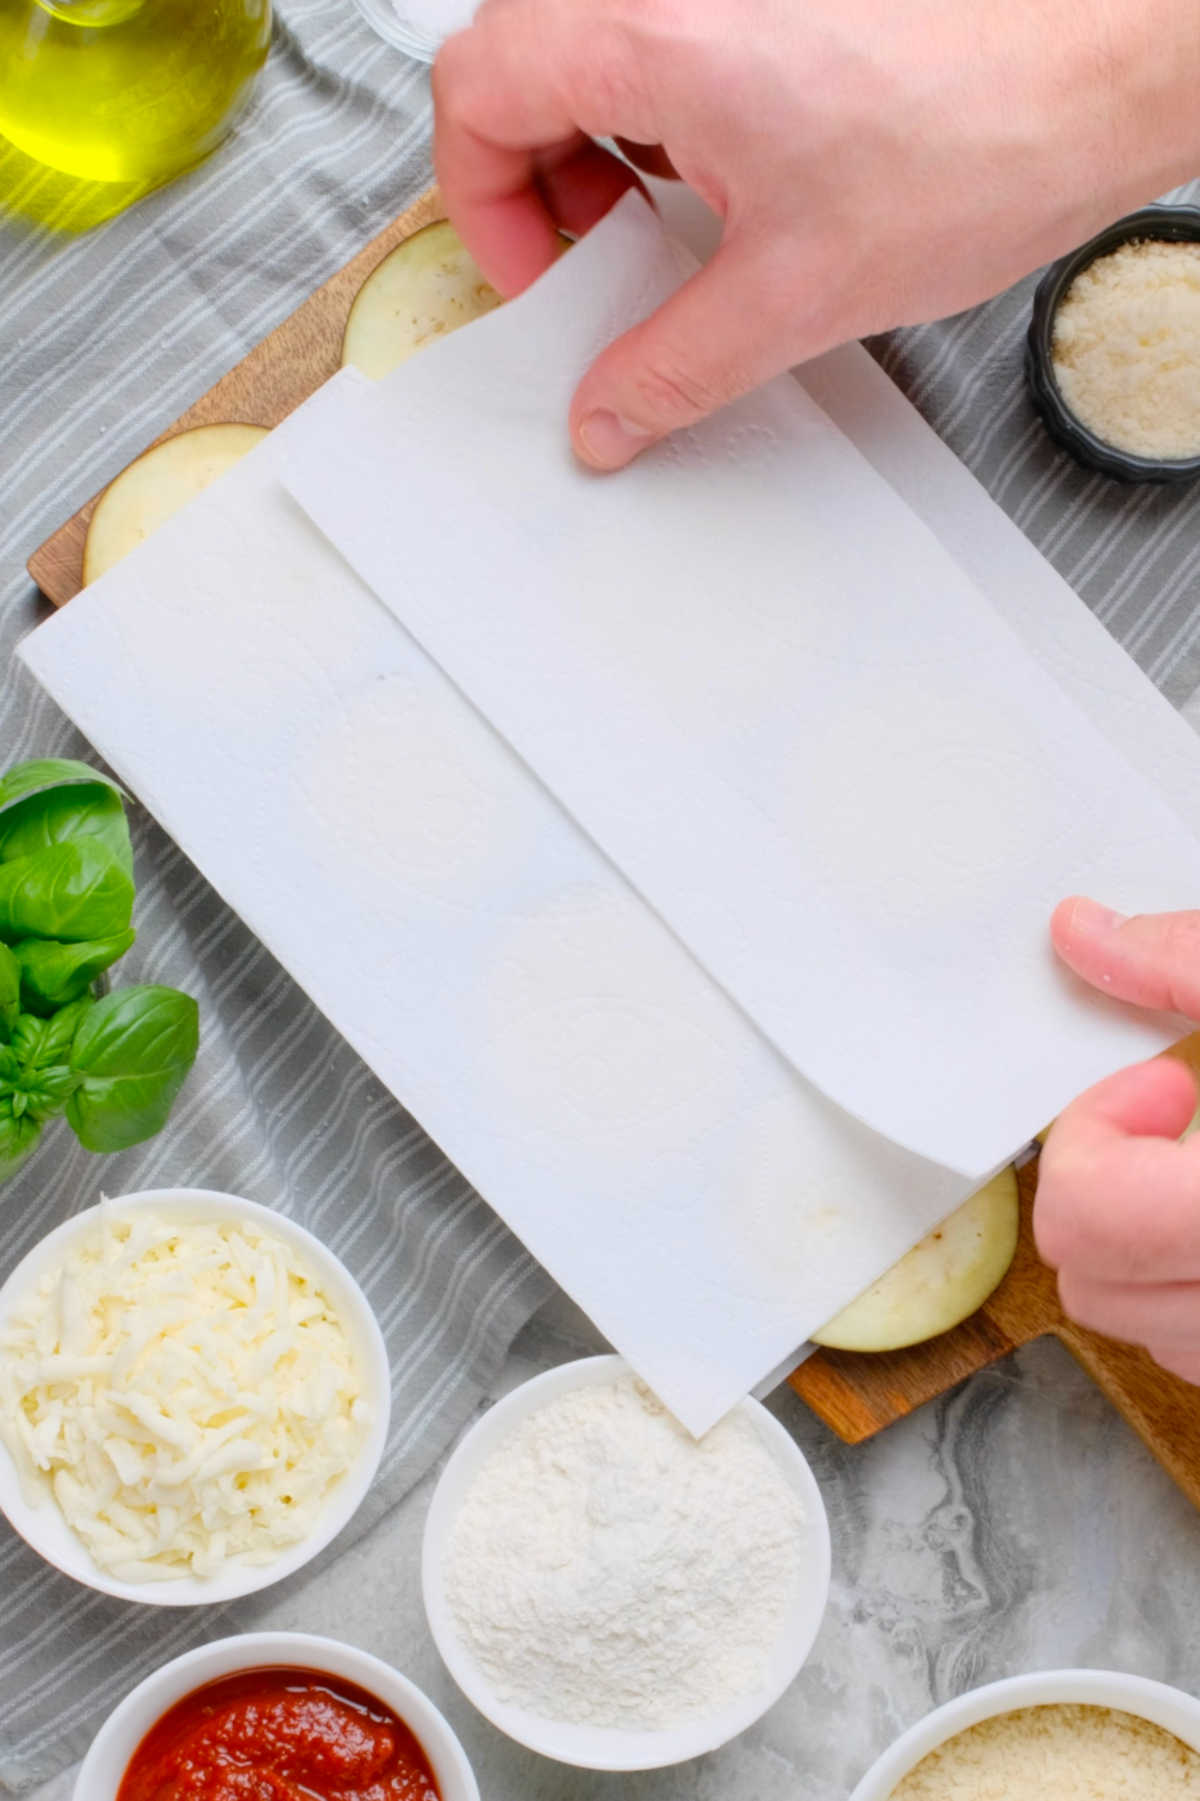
left=67, top=985, right=198, bottom=1153
left=14, top=930, right=136, bottom=1016
left=34, top=1065, right=79, bottom=1105
left=0, top=758, right=124, bottom=819
left=0, top=944, right=18, bottom=1041
left=0, top=1100, right=41, bottom=1183
left=0, top=841, right=134, bottom=946
left=10, top=1014, right=46, bottom=1068
left=0, top=784, right=132, bottom=879
left=11, top=1064, right=79, bottom=1122
left=12, top=1000, right=95, bottom=1073
left=3, top=1004, right=86, bottom=1127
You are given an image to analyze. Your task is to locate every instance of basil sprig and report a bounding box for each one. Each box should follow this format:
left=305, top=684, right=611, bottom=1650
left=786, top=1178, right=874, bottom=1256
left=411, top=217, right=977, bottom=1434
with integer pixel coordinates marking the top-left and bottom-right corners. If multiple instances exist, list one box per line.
left=0, top=760, right=199, bottom=1183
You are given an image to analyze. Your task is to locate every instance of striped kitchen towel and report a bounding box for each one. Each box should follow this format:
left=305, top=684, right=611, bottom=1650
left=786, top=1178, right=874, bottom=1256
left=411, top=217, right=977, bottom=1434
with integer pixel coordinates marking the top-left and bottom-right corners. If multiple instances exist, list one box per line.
left=0, top=9, right=551, bottom=1791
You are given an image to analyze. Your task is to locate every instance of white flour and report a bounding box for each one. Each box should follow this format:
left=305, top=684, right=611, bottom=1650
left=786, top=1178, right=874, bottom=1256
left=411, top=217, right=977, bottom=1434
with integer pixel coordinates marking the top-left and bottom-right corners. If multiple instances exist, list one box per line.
left=444, top=1372, right=808, bottom=1730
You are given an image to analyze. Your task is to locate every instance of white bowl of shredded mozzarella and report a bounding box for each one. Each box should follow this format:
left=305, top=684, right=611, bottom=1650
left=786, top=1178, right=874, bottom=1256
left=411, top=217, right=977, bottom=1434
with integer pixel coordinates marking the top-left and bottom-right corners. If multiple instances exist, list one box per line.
left=421, top=1354, right=831, bottom=1769
left=848, top=1668, right=1200, bottom=1800
left=0, top=1188, right=389, bottom=1603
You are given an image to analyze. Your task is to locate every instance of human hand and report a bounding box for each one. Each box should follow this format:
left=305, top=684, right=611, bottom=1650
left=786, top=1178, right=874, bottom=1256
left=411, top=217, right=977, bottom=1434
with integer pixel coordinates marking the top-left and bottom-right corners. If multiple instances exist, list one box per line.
left=433, top=0, right=1200, bottom=468
left=1036, top=897, right=1200, bottom=1383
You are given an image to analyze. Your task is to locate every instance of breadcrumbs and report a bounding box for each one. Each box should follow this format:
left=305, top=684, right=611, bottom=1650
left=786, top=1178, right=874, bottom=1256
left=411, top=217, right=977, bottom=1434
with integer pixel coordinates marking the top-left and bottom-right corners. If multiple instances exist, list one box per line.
left=889, top=1703, right=1200, bottom=1799
left=1051, top=239, right=1200, bottom=460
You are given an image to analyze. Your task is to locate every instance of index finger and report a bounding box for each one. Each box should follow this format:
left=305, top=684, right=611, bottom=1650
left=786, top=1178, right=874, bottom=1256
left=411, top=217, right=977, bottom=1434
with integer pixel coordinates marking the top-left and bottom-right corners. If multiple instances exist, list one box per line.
left=432, top=8, right=646, bottom=294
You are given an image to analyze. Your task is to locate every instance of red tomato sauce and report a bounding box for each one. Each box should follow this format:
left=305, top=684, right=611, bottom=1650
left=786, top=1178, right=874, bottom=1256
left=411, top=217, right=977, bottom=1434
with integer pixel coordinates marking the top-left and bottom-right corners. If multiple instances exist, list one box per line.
left=116, top=1665, right=443, bottom=1801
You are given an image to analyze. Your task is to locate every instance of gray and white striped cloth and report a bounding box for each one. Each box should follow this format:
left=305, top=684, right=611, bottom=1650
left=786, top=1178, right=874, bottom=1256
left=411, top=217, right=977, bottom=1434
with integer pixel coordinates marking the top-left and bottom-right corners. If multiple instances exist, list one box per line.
left=0, top=5, right=1197, bottom=1789
left=0, top=12, right=555, bottom=1793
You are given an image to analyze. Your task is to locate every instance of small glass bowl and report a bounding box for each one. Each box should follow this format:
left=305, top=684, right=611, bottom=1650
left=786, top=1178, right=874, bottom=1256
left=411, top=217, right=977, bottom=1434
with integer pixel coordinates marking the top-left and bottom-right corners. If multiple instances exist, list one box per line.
left=350, top=0, right=476, bottom=61
left=349, top=0, right=439, bottom=61
left=1026, top=203, right=1200, bottom=483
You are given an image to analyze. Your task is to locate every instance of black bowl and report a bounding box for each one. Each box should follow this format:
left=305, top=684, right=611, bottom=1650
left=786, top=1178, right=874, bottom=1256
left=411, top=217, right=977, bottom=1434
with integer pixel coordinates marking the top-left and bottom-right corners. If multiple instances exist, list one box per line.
left=1026, top=203, right=1200, bottom=483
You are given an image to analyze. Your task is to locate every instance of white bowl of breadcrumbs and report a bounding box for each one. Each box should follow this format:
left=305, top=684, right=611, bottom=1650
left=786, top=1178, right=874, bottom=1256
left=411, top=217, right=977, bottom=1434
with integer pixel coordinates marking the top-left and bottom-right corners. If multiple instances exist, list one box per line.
left=849, top=1669, right=1200, bottom=1801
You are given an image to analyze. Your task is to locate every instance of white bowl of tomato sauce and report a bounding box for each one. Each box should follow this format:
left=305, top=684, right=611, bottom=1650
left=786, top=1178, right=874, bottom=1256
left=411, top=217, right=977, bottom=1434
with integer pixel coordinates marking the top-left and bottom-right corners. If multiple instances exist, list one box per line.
left=74, top=1630, right=479, bottom=1801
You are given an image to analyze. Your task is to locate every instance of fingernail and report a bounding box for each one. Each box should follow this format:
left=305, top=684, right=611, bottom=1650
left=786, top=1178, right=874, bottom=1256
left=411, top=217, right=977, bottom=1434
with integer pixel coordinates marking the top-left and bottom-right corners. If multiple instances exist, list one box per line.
left=577, top=410, right=654, bottom=470
left=1076, top=898, right=1127, bottom=934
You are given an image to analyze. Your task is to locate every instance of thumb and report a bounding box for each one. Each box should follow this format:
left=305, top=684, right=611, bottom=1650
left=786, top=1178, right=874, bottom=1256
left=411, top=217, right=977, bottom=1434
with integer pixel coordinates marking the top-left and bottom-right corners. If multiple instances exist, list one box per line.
left=569, top=240, right=824, bottom=470
left=1052, top=896, right=1200, bottom=1021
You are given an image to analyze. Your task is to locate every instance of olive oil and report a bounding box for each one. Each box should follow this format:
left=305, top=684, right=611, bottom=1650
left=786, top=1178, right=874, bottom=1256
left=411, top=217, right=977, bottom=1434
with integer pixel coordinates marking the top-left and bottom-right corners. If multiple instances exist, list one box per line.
left=0, top=0, right=271, bottom=189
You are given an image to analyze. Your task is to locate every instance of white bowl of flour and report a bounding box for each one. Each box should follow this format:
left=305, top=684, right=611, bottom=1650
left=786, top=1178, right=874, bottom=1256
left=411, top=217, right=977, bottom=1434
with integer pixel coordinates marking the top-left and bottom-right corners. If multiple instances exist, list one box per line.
left=421, top=1354, right=831, bottom=1769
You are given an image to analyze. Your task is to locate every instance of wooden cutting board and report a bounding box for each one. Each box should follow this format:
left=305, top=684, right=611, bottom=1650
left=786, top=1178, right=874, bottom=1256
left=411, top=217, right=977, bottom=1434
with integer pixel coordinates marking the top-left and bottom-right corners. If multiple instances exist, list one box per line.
left=27, top=193, right=1200, bottom=1507
left=27, top=184, right=445, bottom=604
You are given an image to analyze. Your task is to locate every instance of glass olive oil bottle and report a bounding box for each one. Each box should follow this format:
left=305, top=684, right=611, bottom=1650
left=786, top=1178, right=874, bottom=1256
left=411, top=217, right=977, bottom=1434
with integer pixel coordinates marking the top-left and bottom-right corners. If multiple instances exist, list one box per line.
left=0, top=0, right=271, bottom=189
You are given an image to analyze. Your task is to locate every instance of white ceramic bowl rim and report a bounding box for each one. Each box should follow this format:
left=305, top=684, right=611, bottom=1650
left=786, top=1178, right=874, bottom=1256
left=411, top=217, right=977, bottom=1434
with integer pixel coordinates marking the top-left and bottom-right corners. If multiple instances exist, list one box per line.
left=72, top=1630, right=479, bottom=1801
left=0, top=1187, right=391, bottom=1607
left=421, top=1352, right=833, bottom=1771
left=848, top=1667, right=1200, bottom=1800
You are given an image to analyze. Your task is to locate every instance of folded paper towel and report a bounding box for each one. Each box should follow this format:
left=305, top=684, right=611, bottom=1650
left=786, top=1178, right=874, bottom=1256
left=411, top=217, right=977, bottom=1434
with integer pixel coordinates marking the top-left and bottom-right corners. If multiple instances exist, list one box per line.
left=20, top=381, right=975, bottom=1433
left=282, top=191, right=1200, bottom=1178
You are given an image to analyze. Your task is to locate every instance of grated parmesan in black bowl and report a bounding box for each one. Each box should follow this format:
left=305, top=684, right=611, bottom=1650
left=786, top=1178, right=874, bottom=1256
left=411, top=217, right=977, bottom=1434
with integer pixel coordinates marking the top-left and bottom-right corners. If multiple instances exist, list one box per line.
left=1026, top=204, right=1200, bottom=483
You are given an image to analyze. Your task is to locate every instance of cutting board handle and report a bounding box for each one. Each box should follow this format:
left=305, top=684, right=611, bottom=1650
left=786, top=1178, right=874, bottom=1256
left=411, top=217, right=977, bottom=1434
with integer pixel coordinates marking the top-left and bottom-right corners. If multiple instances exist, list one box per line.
left=1056, top=1322, right=1200, bottom=1509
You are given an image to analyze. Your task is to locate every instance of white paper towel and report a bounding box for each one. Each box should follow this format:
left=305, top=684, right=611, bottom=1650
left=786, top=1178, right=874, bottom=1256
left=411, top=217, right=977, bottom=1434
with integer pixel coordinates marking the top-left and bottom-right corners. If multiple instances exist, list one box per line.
left=653, top=173, right=1200, bottom=837
left=20, top=380, right=977, bottom=1435
left=282, top=192, right=1200, bottom=1179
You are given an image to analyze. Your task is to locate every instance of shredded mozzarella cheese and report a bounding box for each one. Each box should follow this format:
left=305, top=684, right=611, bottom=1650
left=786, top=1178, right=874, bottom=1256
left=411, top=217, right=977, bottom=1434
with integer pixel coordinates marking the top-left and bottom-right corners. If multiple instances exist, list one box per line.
left=0, top=1204, right=371, bottom=1582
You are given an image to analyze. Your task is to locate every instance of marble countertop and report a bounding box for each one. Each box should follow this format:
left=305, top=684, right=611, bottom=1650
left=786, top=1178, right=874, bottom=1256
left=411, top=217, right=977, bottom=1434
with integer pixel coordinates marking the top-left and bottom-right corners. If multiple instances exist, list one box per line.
left=32, top=1293, right=1200, bottom=1801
